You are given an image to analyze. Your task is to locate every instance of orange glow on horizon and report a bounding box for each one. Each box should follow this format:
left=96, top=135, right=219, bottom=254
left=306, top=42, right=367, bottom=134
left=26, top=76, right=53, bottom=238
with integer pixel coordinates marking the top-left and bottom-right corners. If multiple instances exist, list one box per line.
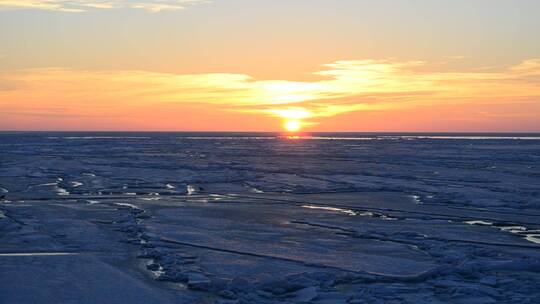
left=0, top=59, right=539, bottom=131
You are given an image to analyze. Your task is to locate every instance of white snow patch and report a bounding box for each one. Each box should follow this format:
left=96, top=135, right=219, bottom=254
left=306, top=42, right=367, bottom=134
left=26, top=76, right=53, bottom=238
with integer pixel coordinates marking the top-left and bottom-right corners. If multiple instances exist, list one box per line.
left=36, top=183, right=57, bottom=187
left=465, top=220, right=493, bottom=226
left=209, top=194, right=225, bottom=201
left=56, top=187, right=70, bottom=196
left=249, top=187, right=264, bottom=193
left=139, top=197, right=161, bottom=201
left=467, top=222, right=540, bottom=245
left=411, top=195, right=422, bottom=204
left=499, top=226, right=527, bottom=233
left=0, top=188, right=8, bottom=193
left=114, top=202, right=141, bottom=210
left=301, top=205, right=357, bottom=216
left=165, top=184, right=176, bottom=189
left=380, top=215, right=398, bottom=221
left=525, top=235, right=540, bottom=244
left=187, top=185, right=197, bottom=195
left=188, top=198, right=210, bottom=203
left=147, top=259, right=166, bottom=278
left=358, top=211, right=374, bottom=217
left=71, top=182, right=83, bottom=187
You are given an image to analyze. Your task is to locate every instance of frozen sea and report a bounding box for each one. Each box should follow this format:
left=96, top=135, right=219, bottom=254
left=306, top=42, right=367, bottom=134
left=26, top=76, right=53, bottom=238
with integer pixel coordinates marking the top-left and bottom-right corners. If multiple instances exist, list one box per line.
left=1, top=132, right=540, bottom=303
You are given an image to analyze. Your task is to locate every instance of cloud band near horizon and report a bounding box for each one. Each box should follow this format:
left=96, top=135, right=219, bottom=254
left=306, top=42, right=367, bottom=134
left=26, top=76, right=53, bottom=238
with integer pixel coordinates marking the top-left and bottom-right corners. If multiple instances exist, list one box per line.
left=1, top=58, right=539, bottom=130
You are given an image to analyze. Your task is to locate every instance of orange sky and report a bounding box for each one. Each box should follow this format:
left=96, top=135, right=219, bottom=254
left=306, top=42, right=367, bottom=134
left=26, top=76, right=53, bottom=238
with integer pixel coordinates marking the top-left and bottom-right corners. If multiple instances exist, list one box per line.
left=1, top=0, right=539, bottom=132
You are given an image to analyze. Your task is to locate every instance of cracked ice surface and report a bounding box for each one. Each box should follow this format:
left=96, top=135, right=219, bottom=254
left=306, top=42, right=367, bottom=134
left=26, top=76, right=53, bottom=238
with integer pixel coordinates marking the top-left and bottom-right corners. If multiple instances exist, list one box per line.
left=1, top=132, right=540, bottom=303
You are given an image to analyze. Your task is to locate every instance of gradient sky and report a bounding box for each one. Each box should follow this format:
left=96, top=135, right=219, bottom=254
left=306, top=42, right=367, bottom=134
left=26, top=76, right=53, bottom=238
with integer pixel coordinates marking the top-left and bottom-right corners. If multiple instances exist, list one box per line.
left=1, top=0, right=539, bottom=131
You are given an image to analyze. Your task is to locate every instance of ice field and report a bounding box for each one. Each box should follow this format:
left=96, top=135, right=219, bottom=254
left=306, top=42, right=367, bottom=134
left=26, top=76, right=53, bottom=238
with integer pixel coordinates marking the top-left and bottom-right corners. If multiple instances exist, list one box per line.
left=1, top=132, right=539, bottom=303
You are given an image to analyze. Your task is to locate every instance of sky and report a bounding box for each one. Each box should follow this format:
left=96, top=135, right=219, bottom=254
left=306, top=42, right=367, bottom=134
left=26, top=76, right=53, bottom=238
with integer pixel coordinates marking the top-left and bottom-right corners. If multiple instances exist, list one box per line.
left=1, top=0, right=539, bottom=132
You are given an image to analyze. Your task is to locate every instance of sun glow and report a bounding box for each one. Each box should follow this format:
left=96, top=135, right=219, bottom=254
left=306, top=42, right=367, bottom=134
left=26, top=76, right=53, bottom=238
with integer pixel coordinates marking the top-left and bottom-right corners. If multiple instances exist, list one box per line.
left=284, top=120, right=302, bottom=132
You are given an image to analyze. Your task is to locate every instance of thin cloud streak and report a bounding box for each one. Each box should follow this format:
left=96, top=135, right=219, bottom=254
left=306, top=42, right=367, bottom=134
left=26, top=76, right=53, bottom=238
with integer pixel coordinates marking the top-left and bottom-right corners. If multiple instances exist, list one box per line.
left=0, top=0, right=209, bottom=12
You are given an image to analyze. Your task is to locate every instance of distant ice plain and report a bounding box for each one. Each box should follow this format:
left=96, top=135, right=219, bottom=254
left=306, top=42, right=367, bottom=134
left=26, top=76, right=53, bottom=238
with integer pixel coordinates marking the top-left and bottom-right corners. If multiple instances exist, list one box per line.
left=1, top=132, right=539, bottom=303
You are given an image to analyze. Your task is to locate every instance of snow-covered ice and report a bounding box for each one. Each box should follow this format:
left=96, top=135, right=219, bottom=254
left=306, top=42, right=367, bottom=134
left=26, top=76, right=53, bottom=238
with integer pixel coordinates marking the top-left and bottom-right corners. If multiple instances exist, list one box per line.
left=1, top=132, right=539, bottom=303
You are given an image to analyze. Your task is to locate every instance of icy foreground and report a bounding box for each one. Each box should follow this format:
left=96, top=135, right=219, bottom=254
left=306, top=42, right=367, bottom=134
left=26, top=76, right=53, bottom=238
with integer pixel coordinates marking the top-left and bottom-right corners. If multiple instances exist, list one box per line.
left=1, top=132, right=539, bottom=304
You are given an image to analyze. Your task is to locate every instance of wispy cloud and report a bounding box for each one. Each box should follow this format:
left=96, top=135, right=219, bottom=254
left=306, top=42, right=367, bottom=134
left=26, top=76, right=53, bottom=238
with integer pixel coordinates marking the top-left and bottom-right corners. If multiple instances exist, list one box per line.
left=1, top=59, right=539, bottom=128
left=239, top=59, right=540, bottom=122
left=0, top=0, right=209, bottom=12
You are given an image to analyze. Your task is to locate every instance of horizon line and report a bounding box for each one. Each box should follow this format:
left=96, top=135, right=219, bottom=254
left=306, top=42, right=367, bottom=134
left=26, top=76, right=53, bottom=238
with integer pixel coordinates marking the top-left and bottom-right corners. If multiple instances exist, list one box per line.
left=1, top=130, right=540, bottom=134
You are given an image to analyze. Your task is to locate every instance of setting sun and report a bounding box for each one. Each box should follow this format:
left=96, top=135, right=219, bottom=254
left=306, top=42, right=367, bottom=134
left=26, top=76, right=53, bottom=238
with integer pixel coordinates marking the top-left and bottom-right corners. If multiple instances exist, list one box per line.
left=284, top=120, right=302, bottom=132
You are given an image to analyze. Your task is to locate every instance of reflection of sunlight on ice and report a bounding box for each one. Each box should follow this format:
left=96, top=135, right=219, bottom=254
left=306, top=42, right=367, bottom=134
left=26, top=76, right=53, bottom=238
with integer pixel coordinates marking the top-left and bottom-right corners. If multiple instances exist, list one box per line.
left=180, top=135, right=540, bottom=141
left=47, top=136, right=150, bottom=140
left=0, top=252, right=79, bottom=257
left=284, top=136, right=376, bottom=141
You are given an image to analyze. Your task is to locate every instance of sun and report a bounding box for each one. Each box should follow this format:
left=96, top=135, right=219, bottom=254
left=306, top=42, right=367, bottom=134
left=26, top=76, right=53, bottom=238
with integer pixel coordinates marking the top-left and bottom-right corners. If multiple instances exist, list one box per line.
left=284, top=120, right=302, bottom=132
